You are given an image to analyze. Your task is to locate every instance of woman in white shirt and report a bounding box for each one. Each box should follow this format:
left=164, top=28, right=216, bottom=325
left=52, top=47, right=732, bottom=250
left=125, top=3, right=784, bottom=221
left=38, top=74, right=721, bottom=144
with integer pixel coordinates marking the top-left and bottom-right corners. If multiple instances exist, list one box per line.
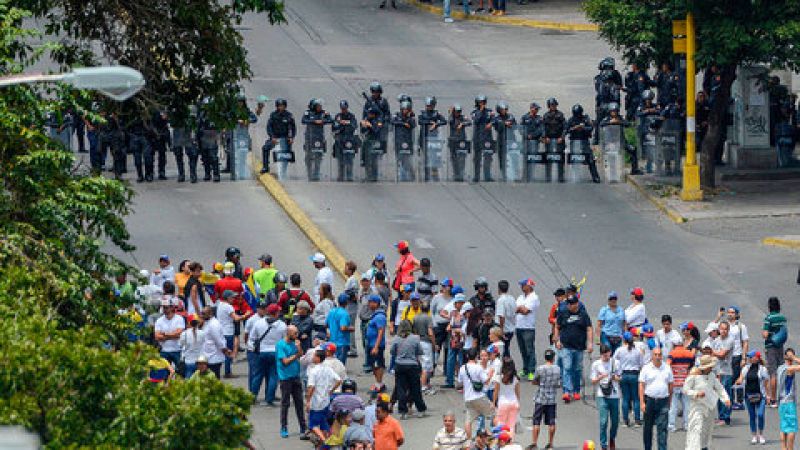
left=736, top=350, right=770, bottom=445
left=614, top=331, right=644, bottom=427
left=592, top=344, right=622, bottom=450
left=624, top=287, right=647, bottom=329
left=179, top=315, right=206, bottom=378
left=492, top=357, right=521, bottom=438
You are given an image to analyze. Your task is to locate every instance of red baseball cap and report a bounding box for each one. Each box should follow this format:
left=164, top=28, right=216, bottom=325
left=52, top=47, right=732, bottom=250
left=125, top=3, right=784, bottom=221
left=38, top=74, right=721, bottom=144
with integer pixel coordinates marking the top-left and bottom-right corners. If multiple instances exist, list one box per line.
left=266, top=304, right=281, bottom=315
left=326, top=343, right=337, bottom=353
left=497, top=431, right=512, bottom=443
left=630, top=287, right=644, bottom=297
left=395, top=240, right=409, bottom=251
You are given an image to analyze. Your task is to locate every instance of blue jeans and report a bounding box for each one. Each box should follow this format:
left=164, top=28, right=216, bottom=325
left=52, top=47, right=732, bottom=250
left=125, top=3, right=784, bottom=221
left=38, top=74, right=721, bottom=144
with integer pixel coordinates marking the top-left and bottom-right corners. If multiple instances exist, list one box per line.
left=159, top=351, right=181, bottom=369
left=620, top=371, right=641, bottom=422
left=597, top=397, right=619, bottom=448
left=224, top=335, right=234, bottom=375
left=718, top=374, right=733, bottom=421
left=88, top=130, right=102, bottom=170
left=516, top=328, right=536, bottom=375
left=443, top=0, right=470, bottom=18
left=184, top=362, right=197, bottom=378
left=560, top=348, right=583, bottom=394
left=746, top=398, right=766, bottom=433
left=446, top=348, right=463, bottom=386
left=253, top=352, right=278, bottom=403
left=335, top=344, right=350, bottom=366
left=600, top=332, right=622, bottom=355
left=668, top=387, right=688, bottom=429
left=247, top=351, right=258, bottom=393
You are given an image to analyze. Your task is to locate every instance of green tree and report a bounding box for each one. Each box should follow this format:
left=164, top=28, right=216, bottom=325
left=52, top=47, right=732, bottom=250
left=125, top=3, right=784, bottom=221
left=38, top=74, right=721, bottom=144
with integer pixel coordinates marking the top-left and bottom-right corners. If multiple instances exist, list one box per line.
left=584, top=0, right=800, bottom=188
left=0, top=3, right=254, bottom=446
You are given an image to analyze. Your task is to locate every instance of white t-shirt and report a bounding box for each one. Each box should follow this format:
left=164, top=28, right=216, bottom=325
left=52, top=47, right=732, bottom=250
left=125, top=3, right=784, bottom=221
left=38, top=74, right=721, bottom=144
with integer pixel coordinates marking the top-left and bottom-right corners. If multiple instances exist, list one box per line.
left=638, top=362, right=673, bottom=399
left=494, top=377, right=519, bottom=405
left=515, top=292, right=540, bottom=330
left=307, top=364, right=341, bottom=411
left=495, top=294, right=517, bottom=333
left=150, top=265, right=175, bottom=289
left=202, top=318, right=227, bottom=364
left=179, top=328, right=206, bottom=364
left=625, top=303, right=647, bottom=328
left=216, top=301, right=235, bottom=335
left=634, top=341, right=652, bottom=365
left=461, top=321, right=474, bottom=350
left=614, top=345, right=645, bottom=371
left=244, top=314, right=263, bottom=352
left=715, top=334, right=735, bottom=376
left=314, top=266, right=335, bottom=301
left=729, top=322, right=749, bottom=357
left=592, top=358, right=621, bottom=398
left=458, top=362, right=488, bottom=402
left=656, top=329, right=682, bottom=356
left=323, top=357, right=347, bottom=390
left=154, top=315, right=185, bottom=352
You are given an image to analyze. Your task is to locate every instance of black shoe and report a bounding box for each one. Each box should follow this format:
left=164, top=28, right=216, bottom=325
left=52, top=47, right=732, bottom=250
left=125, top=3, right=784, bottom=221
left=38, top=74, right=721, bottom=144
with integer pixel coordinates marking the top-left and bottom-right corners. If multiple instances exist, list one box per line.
left=630, top=169, right=643, bottom=175
left=593, top=178, right=601, bottom=183
left=177, top=175, right=185, bottom=182
left=213, top=175, right=220, bottom=182
left=221, top=168, right=230, bottom=173
left=190, top=175, right=198, bottom=183
left=260, top=168, right=268, bottom=174
left=145, top=175, right=153, bottom=182
left=203, top=174, right=211, bottom=181
left=158, top=174, right=167, bottom=180
left=379, top=2, right=385, bottom=8
left=391, top=1, right=396, bottom=7
left=136, top=176, right=144, bottom=183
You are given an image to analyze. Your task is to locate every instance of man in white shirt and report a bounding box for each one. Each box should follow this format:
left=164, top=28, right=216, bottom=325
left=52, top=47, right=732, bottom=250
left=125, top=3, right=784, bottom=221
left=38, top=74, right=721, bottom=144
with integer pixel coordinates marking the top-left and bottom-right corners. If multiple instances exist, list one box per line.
left=150, top=254, right=176, bottom=289
left=639, top=347, right=673, bottom=450
left=714, top=321, right=735, bottom=425
left=217, top=290, right=246, bottom=378
left=494, top=280, right=516, bottom=359
left=306, top=349, right=342, bottom=440
left=310, top=252, right=334, bottom=302
left=457, top=348, right=493, bottom=438
left=656, top=314, right=681, bottom=357
left=249, top=303, right=287, bottom=405
left=201, top=306, right=230, bottom=378
left=717, top=305, right=748, bottom=408
left=592, top=344, right=622, bottom=450
left=515, top=278, right=540, bottom=381
left=154, top=297, right=184, bottom=368
left=244, top=301, right=268, bottom=396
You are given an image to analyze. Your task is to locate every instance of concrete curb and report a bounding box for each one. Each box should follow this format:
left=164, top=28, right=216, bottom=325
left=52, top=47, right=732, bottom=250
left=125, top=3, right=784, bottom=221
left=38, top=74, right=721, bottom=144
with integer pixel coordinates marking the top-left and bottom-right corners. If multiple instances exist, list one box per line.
left=407, top=0, right=599, bottom=32
left=625, top=175, right=688, bottom=224
left=761, top=236, right=800, bottom=251
left=249, top=154, right=349, bottom=280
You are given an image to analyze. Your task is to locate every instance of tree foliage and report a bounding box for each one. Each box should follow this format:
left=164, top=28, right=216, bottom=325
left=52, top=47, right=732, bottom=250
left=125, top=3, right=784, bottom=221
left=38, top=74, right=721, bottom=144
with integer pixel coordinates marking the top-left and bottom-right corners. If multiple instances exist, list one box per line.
left=0, top=3, right=254, bottom=447
left=584, top=0, right=800, bottom=187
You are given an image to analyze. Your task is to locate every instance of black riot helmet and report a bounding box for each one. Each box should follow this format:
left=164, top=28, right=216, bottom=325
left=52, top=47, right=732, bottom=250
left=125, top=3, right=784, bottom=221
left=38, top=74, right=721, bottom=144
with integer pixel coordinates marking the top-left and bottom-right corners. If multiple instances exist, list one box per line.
left=369, top=82, right=383, bottom=94
left=397, top=93, right=412, bottom=104
left=425, top=96, right=437, bottom=108
left=225, top=247, right=241, bottom=259
left=307, top=98, right=317, bottom=110
left=474, top=277, right=489, bottom=290
left=475, top=95, right=487, bottom=107
left=599, top=57, right=615, bottom=71
left=310, top=98, right=323, bottom=111
left=571, top=104, right=584, bottom=117
left=530, top=101, right=541, bottom=110
left=341, top=379, right=357, bottom=393
left=453, top=103, right=462, bottom=113
left=496, top=101, right=508, bottom=113
left=339, top=99, right=349, bottom=110
left=546, top=97, right=558, bottom=108
left=400, top=101, right=412, bottom=111
left=275, top=98, right=287, bottom=108
left=608, top=102, right=620, bottom=113
left=642, top=90, right=655, bottom=102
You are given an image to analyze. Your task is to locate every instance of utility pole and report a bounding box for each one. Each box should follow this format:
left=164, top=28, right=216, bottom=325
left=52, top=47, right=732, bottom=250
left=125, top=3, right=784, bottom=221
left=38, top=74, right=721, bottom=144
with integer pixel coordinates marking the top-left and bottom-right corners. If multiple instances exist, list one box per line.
left=680, top=12, right=702, bottom=201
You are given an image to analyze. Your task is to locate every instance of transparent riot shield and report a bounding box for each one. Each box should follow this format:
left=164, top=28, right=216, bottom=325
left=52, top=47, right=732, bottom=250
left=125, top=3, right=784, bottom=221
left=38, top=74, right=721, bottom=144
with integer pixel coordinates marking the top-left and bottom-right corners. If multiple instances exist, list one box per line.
left=424, top=131, right=446, bottom=182
left=334, top=136, right=359, bottom=182
left=271, top=138, right=296, bottom=181
left=447, top=138, right=471, bottom=182
left=361, top=137, right=388, bottom=182
left=656, top=118, right=682, bottom=176
left=231, top=127, right=252, bottom=181
left=544, top=139, right=564, bottom=182
left=524, top=139, right=545, bottom=182
left=476, top=138, right=496, bottom=182
left=304, top=135, right=328, bottom=182
left=395, top=135, right=415, bottom=182
left=600, top=124, right=623, bottom=183
left=639, top=115, right=659, bottom=173
left=504, top=125, right=525, bottom=182
left=568, top=139, right=593, bottom=183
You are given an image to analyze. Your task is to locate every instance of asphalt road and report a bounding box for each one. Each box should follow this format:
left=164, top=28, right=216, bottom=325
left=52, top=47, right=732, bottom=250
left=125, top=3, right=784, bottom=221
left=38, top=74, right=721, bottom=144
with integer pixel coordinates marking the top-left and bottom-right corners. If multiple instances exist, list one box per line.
left=113, top=0, right=800, bottom=449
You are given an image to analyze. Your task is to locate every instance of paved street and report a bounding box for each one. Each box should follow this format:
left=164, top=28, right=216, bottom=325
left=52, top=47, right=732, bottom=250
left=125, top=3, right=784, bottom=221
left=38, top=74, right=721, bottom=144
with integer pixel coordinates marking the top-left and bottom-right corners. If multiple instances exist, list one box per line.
left=115, top=0, right=799, bottom=449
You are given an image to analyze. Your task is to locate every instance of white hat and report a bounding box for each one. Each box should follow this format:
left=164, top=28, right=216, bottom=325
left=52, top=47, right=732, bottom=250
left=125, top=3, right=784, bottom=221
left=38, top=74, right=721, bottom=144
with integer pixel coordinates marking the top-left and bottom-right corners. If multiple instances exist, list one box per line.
left=460, top=303, right=474, bottom=314
left=705, top=322, right=719, bottom=334
left=310, top=252, right=326, bottom=263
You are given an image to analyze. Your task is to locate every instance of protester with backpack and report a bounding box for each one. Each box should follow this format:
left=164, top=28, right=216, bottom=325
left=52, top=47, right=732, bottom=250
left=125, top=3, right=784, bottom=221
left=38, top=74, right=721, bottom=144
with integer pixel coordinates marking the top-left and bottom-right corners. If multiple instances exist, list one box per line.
left=764, top=296, right=788, bottom=407
left=736, top=350, right=770, bottom=445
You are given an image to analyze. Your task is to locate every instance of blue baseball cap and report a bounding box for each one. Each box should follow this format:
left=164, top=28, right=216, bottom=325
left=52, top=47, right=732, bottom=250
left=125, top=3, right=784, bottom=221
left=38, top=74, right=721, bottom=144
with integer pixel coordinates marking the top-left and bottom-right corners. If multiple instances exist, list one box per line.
left=159, top=254, right=170, bottom=261
left=623, top=331, right=633, bottom=341
left=607, top=291, right=618, bottom=299
left=337, top=293, right=350, bottom=304
left=401, top=283, right=413, bottom=293
left=451, top=285, right=464, bottom=295
left=410, top=292, right=421, bottom=301
left=642, top=323, right=655, bottom=336
left=441, top=278, right=453, bottom=287
left=729, top=305, right=740, bottom=314
left=368, top=294, right=382, bottom=304
left=374, top=253, right=385, bottom=261
left=518, top=278, right=536, bottom=287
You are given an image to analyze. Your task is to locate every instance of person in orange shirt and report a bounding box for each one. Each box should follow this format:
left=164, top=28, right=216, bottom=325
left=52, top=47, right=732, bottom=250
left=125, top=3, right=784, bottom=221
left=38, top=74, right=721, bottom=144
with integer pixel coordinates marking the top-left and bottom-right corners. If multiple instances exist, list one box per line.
left=373, top=400, right=404, bottom=450
left=393, top=240, right=420, bottom=294
left=668, top=338, right=696, bottom=432
left=548, top=288, right=567, bottom=345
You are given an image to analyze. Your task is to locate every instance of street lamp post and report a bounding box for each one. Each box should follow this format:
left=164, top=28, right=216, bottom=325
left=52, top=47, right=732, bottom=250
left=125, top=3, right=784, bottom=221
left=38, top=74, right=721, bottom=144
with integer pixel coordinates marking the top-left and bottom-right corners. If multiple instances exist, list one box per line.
left=0, top=66, right=145, bottom=101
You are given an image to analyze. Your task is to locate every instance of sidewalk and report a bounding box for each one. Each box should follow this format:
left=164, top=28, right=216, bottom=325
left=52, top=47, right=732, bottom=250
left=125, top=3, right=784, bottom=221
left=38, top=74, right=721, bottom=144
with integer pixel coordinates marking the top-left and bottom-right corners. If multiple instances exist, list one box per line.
left=408, top=0, right=597, bottom=31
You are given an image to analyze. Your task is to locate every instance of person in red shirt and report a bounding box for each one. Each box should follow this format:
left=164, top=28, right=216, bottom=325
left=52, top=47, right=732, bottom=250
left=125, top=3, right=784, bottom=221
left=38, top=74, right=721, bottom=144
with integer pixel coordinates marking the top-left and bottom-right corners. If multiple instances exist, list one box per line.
left=548, top=288, right=566, bottom=344
left=214, top=262, right=244, bottom=304
left=393, top=240, right=420, bottom=294
left=278, top=273, right=314, bottom=322
left=667, top=339, right=695, bottom=432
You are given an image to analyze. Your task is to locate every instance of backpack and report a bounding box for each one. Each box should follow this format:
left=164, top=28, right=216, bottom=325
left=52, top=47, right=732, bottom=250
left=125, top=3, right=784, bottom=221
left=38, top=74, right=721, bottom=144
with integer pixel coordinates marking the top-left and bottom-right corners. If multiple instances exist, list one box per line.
left=283, top=289, right=305, bottom=319
left=771, top=324, right=788, bottom=347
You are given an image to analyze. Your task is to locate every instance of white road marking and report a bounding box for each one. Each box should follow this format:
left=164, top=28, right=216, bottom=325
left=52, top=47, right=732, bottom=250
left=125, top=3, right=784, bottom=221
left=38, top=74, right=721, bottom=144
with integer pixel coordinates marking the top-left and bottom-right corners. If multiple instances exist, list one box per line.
left=415, top=237, right=435, bottom=249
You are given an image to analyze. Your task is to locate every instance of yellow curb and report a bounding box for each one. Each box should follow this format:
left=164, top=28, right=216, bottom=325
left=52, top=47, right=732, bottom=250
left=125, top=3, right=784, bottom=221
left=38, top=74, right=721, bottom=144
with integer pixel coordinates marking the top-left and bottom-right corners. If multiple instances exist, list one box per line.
left=761, top=237, right=800, bottom=251
left=408, top=0, right=599, bottom=32
left=625, top=175, right=688, bottom=224
left=249, top=154, right=349, bottom=280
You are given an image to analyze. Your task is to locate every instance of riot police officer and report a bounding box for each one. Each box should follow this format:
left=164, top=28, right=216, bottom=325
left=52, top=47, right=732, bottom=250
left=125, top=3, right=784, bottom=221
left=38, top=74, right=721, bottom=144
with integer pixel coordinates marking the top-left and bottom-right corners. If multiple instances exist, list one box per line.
left=448, top=104, right=471, bottom=182
left=471, top=95, right=494, bottom=182
left=149, top=109, right=171, bottom=180
left=594, top=69, right=622, bottom=144
left=597, top=57, right=623, bottom=87
left=171, top=105, right=197, bottom=183
left=655, top=62, right=681, bottom=108
left=600, top=103, right=640, bottom=175
left=197, top=98, right=221, bottom=183
left=418, top=96, right=447, bottom=182
left=624, top=62, right=652, bottom=122
left=360, top=106, right=385, bottom=182
left=362, top=82, right=391, bottom=168
left=99, top=110, right=126, bottom=180
left=264, top=98, right=297, bottom=175
left=332, top=100, right=360, bottom=182
left=542, top=97, right=566, bottom=182
left=492, top=102, right=516, bottom=181
left=565, top=104, right=601, bottom=183
left=397, top=93, right=413, bottom=108
left=391, top=100, right=416, bottom=182
left=126, top=112, right=152, bottom=183
left=520, top=102, right=544, bottom=182
left=636, top=90, right=660, bottom=174
left=301, top=98, right=333, bottom=181
left=228, top=93, right=257, bottom=179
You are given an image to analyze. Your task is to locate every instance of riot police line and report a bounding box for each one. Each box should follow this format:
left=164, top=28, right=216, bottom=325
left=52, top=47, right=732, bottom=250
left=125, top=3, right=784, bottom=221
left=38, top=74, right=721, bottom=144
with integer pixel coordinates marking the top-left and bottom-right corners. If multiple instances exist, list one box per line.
left=258, top=82, right=627, bottom=184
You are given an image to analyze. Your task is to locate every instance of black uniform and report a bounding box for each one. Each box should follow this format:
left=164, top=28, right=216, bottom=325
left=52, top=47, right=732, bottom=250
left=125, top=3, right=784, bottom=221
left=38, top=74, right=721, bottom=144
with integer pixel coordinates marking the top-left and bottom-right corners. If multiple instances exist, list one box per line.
left=362, top=96, right=391, bottom=167
left=492, top=112, right=516, bottom=181
left=448, top=112, right=472, bottom=182
left=418, top=109, right=447, bottom=181
left=600, top=114, right=639, bottom=174
left=99, top=112, right=126, bottom=179
left=624, top=70, right=652, bottom=121
left=301, top=108, right=333, bottom=181
left=636, top=101, right=661, bottom=173
left=520, top=112, right=544, bottom=182
left=197, top=110, right=221, bottom=182
left=565, top=113, right=601, bottom=183
left=655, top=69, right=681, bottom=108
left=471, top=106, right=495, bottom=182
left=265, top=110, right=297, bottom=175
left=360, top=115, right=385, bottom=182
left=149, top=110, right=171, bottom=180
left=332, top=111, right=360, bottom=182
left=391, top=110, right=417, bottom=182
left=542, top=109, right=566, bottom=182
left=126, top=115, right=152, bottom=182
left=594, top=71, right=621, bottom=144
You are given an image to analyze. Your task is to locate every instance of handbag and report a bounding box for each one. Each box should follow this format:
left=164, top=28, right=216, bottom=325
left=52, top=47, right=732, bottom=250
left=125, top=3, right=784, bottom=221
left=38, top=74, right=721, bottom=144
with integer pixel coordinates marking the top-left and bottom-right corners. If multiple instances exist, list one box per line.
left=464, top=364, right=484, bottom=392
left=392, top=255, right=409, bottom=292
left=746, top=393, right=762, bottom=404
left=600, top=358, right=615, bottom=397
left=253, top=322, right=274, bottom=354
